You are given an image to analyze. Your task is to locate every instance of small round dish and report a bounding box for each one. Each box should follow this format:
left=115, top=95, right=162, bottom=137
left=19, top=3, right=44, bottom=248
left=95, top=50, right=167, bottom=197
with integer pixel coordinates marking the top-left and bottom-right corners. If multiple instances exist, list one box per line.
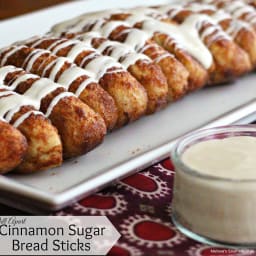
left=171, top=125, right=256, bottom=248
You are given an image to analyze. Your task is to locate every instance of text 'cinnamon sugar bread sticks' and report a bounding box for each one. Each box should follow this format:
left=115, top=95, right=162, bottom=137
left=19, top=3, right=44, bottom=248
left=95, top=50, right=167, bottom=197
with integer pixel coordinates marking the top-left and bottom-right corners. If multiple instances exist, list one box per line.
left=0, top=88, right=62, bottom=173
left=21, top=35, right=168, bottom=113
left=17, top=36, right=149, bottom=120
left=0, top=119, right=27, bottom=174
left=0, top=65, right=106, bottom=159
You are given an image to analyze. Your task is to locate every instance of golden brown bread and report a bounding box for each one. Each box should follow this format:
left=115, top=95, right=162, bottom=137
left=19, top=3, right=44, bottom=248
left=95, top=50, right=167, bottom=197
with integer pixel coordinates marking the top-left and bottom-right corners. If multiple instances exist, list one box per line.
left=23, top=36, right=148, bottom=126
left=0, top=120, right=27, bottom=174
left=52, top=19, right=205, bottom=93
left=0, top=66, right=107, bottom=158
left=74, top=34, right=171, bottom=107
left=0, top=46, right=117, bottom=131
left=183, top=2, right=256, bottom=68
left=67, top=28, right=192, bottom=98
left=0, top=89, right=62, bottom=173
left=14, top=108, right=62, bottom=173
left=156, top=6, right=252, bottom=83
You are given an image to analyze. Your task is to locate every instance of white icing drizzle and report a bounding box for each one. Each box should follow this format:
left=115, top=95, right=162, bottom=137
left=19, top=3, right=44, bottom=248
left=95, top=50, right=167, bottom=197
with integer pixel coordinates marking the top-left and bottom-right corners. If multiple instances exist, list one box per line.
left=76, top=32, right=150, bottom=68
left=185, top=3, right=216, bottom=12
left=23, top=49, right=51, bottom=72
left=74, top=77, right=95, bottom=96
left=77, top=31, right=102, bottom=45
left=13, top=110, right=43, bottom=128
left=45, top=92, right=73, bottom=117
left=47, top=57, right=68, bottom=80
left=33, top=37, right=126, bottom=79
left=0, top=66, right=22, bottom=85
left=57, top=65, right=93, bottom=88
left=206, top=0, right=256, bottom=25
left=79, top=52, right=99, bottom=67
left=226, top=20, right=251, bottom=37
left=0, top=90, right=39, bottom=124
left=120, top=28, right=151, bottom=51
left=23, top=78, right=60, bottom=105
left=153, top=52, right=171, bottom=63
left=50, top=6, right=221, bottom=68
left=50, top=40, right=77, bottom=55
left=8, top=73, right=38, bottom=91
left=225, top=1, right=254, bottom=19
left=245, top=12, right=256, bottom=24
left=66, top=41, right=92, bottom=61
left=0, top=66, right=74, bottom=120
left=71, top=9, right=213, bottom=68
left=84, top=55, right=123, bottom=79
left=0, top=46, right=25, bottom=66
left=128, top=15, right=214, bottom=68
left=97, top=20, right=129, bottom=38
left=45, top=38, right=67, bottom=51
left=158, top=5, right=184, bottom=19
left=211, top=10, right=232, bottom=23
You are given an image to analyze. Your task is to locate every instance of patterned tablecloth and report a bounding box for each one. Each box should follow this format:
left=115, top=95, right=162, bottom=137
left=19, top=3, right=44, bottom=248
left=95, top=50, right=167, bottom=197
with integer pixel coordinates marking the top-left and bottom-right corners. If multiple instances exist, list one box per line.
left=1, top=158, right=256, bottom=256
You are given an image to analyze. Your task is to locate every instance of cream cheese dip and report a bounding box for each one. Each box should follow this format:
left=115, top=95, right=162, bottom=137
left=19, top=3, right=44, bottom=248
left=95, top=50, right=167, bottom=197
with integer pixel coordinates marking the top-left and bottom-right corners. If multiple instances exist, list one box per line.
left=182, top=136, right=256, bottom=179
left=171, top=126, right=256, bottom=246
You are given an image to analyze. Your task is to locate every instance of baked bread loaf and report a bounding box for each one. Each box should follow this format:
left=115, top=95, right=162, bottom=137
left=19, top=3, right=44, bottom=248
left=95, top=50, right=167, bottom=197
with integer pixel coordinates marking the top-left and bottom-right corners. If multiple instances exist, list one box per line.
left=0, top=120, right=27, bottom=174
left=25, top=35, right=169, bottom=113
left=0, top=65, right=106, bottom=158
left=52, top=18, right=208, bottom=92
left=182, top=2, right=256, bottom=67
left=75, top=32, right=189, bottom=101
left=0, top=88, right=62, bottom=173
left=0, top=45, right=117, bottom=130
left=19, top=36, right=149, bottom=122
left=1, top=0, right=256, bottom=174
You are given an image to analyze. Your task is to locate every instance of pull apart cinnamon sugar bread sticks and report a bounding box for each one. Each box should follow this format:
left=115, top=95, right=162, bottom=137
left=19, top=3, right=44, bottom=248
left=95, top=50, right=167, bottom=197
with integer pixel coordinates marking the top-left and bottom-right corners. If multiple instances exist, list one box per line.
left=21, top=35, right=168, bottom=113
left=51, top=2, right=254, bottom=85
left=72, top=32, right=188, bottom=102
left=0, top=65, right=106, bottom=159
left=1, top=0, right=256, bottom=175
left=18, top=36, right=150, bottom=118
left=178, top=2, right=256, bottom=68
left=0, top=45, right=147, bottom=128
left=52, top=17, right=207, bottom=93
left=0, top=88, right=62, bottom=173
left=153, top=4, right=252, bottom=81
left=246, top=0, right=256, bottom=8
left=195, top=0, right=256, bottom=31
left=88, top=6, right=252, bottom=84
left=0, top=119, right=27, bottom=174
left=0, top=46, right=117, bottom=130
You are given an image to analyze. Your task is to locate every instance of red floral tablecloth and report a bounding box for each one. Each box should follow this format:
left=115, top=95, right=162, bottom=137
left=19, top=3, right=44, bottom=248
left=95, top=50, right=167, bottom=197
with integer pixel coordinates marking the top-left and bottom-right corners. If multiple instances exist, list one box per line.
left=1, top=158, right=256, bottom=256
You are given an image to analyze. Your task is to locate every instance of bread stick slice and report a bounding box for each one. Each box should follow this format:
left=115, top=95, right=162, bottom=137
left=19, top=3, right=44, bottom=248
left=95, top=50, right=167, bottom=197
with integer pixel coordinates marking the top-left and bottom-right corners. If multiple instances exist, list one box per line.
left=20, top=36, right=148, bottom=125
left=153, top=5, right=252, bottom=83
left=50, top=18, right=207, bottom=92
left=182, top=2, right=256, bottom=68
left=0, top=89, right=62, bottom=173
left=73, top=32, right=184, bottom=104
left=0, top=65, right=106, bottom=158
left=0, top=119, right=27, bottom=174
left=0, top=45, right=117, bottom=131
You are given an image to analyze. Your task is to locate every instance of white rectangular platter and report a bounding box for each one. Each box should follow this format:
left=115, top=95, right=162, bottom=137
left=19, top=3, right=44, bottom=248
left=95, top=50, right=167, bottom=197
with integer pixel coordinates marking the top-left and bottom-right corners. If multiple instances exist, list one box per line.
left=1, top=0, right=256, bottom=213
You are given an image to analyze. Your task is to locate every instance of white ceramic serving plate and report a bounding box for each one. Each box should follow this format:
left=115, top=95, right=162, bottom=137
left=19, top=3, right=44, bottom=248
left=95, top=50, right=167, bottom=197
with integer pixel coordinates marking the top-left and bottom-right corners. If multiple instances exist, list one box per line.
left=1, top=0, right=256, bottom=213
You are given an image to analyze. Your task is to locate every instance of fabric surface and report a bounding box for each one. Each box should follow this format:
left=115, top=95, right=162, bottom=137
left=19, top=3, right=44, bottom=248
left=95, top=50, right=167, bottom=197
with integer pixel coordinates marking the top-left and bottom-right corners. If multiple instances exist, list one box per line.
left=1, top=158, right=256, bottom=255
